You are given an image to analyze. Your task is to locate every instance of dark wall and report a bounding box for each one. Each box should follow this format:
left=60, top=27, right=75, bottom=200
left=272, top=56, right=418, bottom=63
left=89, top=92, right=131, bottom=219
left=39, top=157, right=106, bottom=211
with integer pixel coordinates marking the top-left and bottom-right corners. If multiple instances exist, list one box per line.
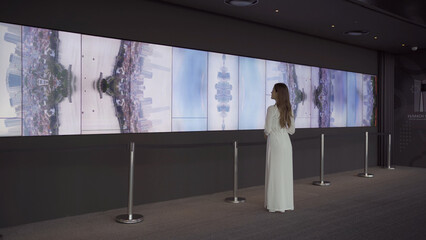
left=394, top=49, right=426, bottom=167
left=377, top=52, right=395, bottom=166
left=0, top=0, right=378, bottom=227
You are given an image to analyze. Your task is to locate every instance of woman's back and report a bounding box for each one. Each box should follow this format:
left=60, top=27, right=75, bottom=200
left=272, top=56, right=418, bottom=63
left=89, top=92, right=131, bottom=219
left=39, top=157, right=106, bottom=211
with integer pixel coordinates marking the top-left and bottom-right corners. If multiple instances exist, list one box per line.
left=264, top=105, right=295, bottom=136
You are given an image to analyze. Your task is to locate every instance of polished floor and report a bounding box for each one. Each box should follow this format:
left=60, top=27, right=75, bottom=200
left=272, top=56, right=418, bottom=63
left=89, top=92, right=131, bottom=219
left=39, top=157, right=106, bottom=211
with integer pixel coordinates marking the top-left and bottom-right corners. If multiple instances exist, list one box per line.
left=1, top=166, right=426, bottom=240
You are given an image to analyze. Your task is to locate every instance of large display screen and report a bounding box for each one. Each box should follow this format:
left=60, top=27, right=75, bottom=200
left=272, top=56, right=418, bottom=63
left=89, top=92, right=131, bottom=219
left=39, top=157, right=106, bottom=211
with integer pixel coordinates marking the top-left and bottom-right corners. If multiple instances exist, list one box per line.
left=0, top=22, right=377, bottom=137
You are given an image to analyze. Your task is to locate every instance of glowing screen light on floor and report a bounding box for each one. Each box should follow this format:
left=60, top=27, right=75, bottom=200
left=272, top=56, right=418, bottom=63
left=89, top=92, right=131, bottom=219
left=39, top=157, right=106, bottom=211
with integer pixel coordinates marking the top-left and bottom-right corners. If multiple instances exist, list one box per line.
left=0, top=22, right=377, bottom=137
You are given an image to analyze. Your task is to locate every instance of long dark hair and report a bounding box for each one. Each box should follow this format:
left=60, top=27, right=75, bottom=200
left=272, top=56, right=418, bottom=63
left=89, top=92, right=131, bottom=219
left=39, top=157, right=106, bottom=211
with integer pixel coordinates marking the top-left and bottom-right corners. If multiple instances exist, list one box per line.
left=274, top=83, right=293, bottom=128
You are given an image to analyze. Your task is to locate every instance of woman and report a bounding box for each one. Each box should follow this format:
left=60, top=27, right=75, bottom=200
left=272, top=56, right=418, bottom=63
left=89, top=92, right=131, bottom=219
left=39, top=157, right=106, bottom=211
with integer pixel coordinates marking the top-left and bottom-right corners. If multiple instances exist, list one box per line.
left=264, top=83, right=295, bottom=213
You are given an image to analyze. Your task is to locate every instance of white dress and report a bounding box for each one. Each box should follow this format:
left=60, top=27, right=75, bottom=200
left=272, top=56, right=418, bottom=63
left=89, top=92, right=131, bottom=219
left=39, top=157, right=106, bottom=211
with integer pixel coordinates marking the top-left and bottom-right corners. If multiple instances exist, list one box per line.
left=264, top=105, right=295, bottom=212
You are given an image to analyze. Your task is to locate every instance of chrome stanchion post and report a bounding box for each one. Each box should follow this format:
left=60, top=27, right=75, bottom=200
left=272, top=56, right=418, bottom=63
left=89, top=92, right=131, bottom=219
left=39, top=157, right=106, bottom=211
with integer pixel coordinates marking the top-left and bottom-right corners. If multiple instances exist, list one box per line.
left=225, top=141, right=246, bottom=203
left=313, top=134, right=330, bottom=186
left=116, top=142, right=144, bottom=224
left=358, top=132, right=374, bottom=178
left=387, top=133, right=395, bottom=170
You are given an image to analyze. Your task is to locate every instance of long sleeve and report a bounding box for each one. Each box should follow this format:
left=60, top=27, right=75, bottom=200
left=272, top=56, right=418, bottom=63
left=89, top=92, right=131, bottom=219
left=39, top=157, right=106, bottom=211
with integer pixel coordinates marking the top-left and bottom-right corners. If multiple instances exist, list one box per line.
left=264, top=106, right=274, bottom=136
left=287, top=116, right=295, bottom=135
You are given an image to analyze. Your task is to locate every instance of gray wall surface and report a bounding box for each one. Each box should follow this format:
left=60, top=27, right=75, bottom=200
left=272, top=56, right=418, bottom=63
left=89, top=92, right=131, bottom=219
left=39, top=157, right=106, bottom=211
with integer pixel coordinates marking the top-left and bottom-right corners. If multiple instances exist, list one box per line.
left=0, top=0, right=378, bottom=227
left=394, top=49, right=426, bottom=167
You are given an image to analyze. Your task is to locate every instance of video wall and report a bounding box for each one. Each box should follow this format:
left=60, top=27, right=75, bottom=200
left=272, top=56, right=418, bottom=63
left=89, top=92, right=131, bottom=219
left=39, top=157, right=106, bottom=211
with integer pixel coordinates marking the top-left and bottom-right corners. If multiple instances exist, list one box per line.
left=0, top=22, right=377, bottom=137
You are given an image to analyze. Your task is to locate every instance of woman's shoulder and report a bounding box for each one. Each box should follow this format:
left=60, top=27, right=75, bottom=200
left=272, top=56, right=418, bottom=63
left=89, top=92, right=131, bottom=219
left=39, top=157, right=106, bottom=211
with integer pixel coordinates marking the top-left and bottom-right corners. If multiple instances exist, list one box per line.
left=267, top=105, right=278, bottom=114
left=267, top=104, right=277, bottom=110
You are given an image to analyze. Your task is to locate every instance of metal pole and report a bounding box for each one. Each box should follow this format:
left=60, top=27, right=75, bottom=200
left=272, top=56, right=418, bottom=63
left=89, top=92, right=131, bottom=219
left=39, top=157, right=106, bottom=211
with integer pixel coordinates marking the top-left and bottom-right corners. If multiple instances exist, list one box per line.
left=387, top=133, right=395, bottom=170
left=225, top=141, right=246, bottom=203
left=128, top=143, right=135, bottom=219
left=358, top=132, right=374, bottom=178
left=116, top=142, right=144, bottom=224
left=313, top=134, right=330, bottom=186
left=233, top=140, right=238, bottom=200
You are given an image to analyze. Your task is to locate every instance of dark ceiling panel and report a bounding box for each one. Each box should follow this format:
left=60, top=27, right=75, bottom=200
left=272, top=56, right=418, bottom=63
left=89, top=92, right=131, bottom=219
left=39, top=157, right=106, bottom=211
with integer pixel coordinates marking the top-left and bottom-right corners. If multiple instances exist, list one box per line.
left=349, top=0, right=426, bottom=28
left=158, top=0, right=426, bottom=53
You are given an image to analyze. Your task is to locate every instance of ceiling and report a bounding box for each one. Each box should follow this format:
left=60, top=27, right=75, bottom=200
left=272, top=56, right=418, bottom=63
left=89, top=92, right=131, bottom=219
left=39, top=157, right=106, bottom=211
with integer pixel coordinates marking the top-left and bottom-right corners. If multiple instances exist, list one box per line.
left=158, top=0, right=426, bottom=54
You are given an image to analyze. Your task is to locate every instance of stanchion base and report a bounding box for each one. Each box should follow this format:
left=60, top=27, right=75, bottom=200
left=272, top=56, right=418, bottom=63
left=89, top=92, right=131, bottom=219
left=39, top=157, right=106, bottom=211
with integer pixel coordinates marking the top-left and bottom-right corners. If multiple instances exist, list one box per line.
left=225, top=197, right=246, bottom=203
left=313, top=181, right=331, bottom=186
left=386, top=167, right=395, bottom=170
left=358, top=173, right=374, bottom=178
left=115, top=214, right=144, bottom=224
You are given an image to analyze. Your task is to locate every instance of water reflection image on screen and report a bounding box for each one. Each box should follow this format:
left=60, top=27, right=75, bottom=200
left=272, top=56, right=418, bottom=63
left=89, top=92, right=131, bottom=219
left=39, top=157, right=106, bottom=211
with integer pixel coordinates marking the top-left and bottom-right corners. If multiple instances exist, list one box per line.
left=314, top=68, right=332, bottom=127
left=131, top=43, right=172, bottom=133
left=0, top=20, right=378, bottom=138
left=265, top=61, right=311, bottom=128
left=172, top=48, right=208, bottom=132
left=362, top=74, right=376, bottom=126
left=208, top=53, right=238, bottom=131
left=293, top=65, right=311, bottom=128
left=265, top=60, right=287, bottom=112
left=239, top=56, right=265, bottom=130
left=329, top=70, right=347, bottom=127
left=0, top=23, right=22, bottom=136
left=81, top=35, right=123, bottom=135
left=310, top=67, right=320, bottom=128
left=346, top=72, right=363, bottom=127
left=57, top=31, right=81, bottom=135
left=22, top=27, right=80, bottom=136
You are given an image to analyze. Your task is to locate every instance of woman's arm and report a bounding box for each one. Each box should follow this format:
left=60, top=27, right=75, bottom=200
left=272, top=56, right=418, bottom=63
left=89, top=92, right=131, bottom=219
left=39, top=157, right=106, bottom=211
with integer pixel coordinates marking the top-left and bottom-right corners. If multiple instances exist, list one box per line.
left=264, top=106, right=273, bottom=137
left=287, top=116, right=295, bottom=135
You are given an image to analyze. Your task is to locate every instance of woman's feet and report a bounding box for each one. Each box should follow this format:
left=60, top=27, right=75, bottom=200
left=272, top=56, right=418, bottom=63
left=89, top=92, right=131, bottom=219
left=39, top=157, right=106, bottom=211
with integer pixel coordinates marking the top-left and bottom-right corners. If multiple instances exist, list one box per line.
left=266, top=207, right=293, bottom=213
left=267, top=209, right=285, bottom=213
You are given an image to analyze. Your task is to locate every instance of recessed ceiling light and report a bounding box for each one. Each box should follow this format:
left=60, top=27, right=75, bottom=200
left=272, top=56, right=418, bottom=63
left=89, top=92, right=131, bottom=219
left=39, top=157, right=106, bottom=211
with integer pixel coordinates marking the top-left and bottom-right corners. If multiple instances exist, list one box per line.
left=331, top=25, right=335, bottom=28
left=275, top=9, right=279, bottom=13
left=344, top=30, right=369, bottom=36
left=373, top=36, right=378, bottom=40
left=402, top=43, right=406, bottom=47
left=224, top=0, right=259, bottom=7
